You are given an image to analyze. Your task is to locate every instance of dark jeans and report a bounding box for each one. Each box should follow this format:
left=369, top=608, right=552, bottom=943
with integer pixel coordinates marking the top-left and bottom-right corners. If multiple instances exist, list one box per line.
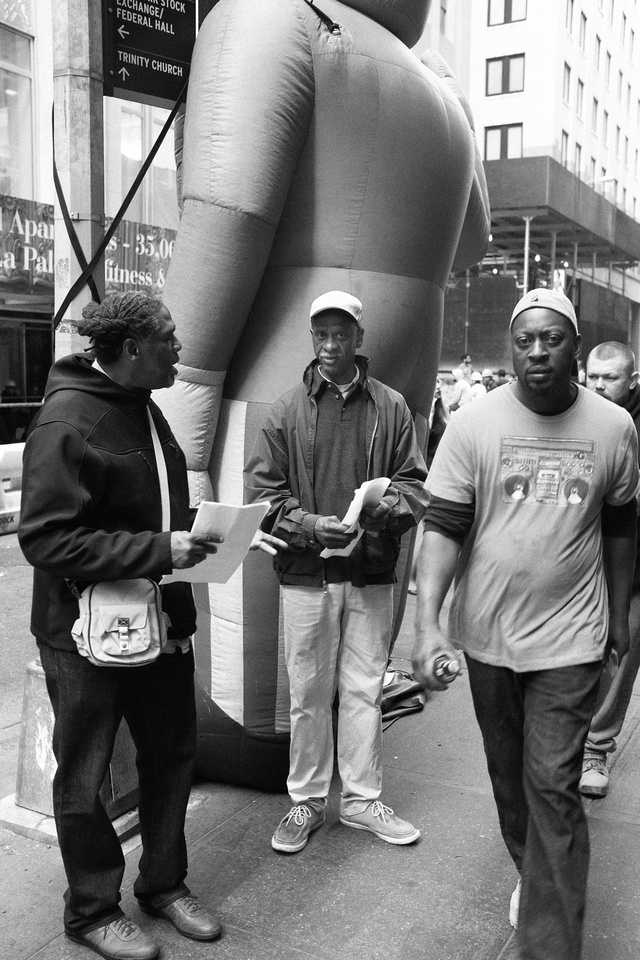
left=465, top=655, right=602, bottom=960
left=39, top=644, right=197, bottom=935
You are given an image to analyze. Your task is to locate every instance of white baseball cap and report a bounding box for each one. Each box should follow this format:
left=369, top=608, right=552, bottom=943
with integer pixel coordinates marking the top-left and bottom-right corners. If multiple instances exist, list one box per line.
left=310, top=290, right=363, bottom=327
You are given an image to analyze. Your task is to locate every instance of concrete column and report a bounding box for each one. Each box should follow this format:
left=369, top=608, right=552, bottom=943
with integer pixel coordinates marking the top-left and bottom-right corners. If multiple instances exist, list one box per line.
left=53, top=0, right=104, bottom=358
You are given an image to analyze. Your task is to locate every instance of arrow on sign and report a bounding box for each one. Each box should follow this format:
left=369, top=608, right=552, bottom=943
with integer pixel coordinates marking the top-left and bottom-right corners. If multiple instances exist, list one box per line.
left=118, top=26, right=129, bottom=39
left=119, top=67, right=129, bottom=81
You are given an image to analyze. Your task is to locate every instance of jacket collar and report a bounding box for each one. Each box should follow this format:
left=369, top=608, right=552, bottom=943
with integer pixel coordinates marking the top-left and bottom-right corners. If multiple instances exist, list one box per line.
left=303, top=355, right=371, bottom=396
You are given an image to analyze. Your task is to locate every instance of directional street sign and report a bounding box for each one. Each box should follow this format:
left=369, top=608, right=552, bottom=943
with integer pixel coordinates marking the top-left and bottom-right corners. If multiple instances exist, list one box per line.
left=103, top=0, right=197, bottom=108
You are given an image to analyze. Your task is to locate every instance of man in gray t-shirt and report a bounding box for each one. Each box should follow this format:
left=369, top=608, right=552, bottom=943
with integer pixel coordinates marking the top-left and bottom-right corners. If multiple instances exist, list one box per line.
left=413, top=289, right=638, bottom=960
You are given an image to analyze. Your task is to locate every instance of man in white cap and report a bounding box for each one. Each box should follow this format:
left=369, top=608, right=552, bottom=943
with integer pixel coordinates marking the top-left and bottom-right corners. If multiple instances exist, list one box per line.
left=412, top=288, right=638, bottom=960
left=245, top=290, right=428, bottom=854
left=469, top=369, right=486, bottom=400
left=481, top=368, right=497, bottom=392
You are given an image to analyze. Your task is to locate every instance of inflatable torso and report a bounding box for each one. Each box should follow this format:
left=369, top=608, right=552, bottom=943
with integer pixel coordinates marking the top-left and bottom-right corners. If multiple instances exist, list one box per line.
left=156, top=0, right=489, bottom=788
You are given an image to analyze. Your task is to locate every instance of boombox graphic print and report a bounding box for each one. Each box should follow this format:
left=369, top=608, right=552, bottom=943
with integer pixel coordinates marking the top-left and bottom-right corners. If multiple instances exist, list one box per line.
left=501, top=437, right=595, bottom=507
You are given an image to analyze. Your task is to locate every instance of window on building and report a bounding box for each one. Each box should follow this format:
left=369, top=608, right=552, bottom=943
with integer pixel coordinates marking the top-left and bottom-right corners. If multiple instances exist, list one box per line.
left=440, top=0, right=447, bottom=34
left=605, top=51, right=611, bottom=84
left=589, top=157, right=597, bottom=182
left=618, top=70, right=623, bottom=100
left=621, top=13, right=627, bottom=44
left=566, top=0, right=574, bottom=32
left=579, top=13, right=587, bottom=49
left=0, top=26, right=33, bottom=200
left=615, top=125, right=620, bottom=157
left=486, top=54, right=525, bottom=95
left=602, top=110, right=609, bottom=143
left=595, top=34, right=601, bottom=69
left=484, top=123, right=523, bottom=160
left=592, top=97, right=598, bottom=133
left=488, top=0, right=527, bottom=24
left=562, top=63, right=571, bottom=102
left=561, top=130, right=569, bottom=167
left=627, top=84, right=632, bottom=113
left=625, top=136, right=629, bottom=166
left=576, top=79, right=584, bottom=117
left=609, top=0, right=615, bottom=26
left=631, top=29, right=635, bottom=58
left=110, top=101, right=179, bottom=231
left=574, top=142, right=582, bottom=174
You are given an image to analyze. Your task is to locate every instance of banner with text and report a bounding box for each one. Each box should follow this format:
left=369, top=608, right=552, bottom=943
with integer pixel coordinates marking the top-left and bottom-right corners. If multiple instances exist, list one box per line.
left=0, top=196, right=175, bottom=303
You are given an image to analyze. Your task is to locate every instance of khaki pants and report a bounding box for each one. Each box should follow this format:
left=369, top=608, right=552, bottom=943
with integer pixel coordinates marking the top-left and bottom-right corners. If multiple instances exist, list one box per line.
left=282, top=583, right=393, bottom=815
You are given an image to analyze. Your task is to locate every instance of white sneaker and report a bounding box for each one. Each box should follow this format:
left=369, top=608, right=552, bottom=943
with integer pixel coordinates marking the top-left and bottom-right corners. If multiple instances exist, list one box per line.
left=340, top=800, right=420, bottom=845
left=509, top=877, right=522, bottom=929
left=579, top=754, right=609, bottom=798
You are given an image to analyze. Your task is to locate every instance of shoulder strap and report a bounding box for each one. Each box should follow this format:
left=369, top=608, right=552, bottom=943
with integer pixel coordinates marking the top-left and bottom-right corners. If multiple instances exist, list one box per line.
left=304, top=0, right=341, bottom=33
left=147, top=408, right=171, bottom=532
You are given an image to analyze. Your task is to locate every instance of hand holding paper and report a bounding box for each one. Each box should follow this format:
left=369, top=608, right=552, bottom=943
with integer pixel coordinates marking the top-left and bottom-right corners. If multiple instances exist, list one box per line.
left=320, top=478, right=391, bottom=558
left=163, top=501, right=271, bottom=583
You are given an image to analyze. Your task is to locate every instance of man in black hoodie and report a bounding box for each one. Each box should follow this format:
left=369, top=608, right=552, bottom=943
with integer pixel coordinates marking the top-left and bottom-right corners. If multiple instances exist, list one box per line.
left=580, top=341, right=640, bottom=798
left=19, top=293, right=226, bottom=960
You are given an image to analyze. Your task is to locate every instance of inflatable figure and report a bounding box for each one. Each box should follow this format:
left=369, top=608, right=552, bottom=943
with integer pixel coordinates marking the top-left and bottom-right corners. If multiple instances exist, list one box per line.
left=155, top=0, right=490, bottom=789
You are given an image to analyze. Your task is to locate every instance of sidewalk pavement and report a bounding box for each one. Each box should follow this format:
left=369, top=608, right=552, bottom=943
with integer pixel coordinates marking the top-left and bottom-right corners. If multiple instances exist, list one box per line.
left=2, top=530, right=640, bottom=960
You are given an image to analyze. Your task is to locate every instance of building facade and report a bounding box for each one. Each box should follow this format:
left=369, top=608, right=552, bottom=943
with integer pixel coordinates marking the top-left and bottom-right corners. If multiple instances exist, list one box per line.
left=0, top=0, right=182, bottom=440
left=2, top=0, right=640, bottom=432
left=419, top=0, right=640, bottom=372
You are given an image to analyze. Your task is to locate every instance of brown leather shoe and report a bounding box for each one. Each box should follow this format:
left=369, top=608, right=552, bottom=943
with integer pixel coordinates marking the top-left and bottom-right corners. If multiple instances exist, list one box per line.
left=66, top=916, right=159, bottom=960
left=139, top=893, right=222, bottom=941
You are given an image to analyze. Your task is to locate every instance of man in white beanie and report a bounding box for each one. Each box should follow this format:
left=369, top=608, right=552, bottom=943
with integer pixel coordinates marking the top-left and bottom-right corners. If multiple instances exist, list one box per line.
left=246, top=290, right=428, bottom=855
left=413, top=288, right=638, bottom=960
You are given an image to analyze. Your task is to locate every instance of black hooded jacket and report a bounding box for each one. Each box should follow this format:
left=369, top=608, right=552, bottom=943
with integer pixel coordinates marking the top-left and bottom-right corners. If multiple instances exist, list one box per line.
left=19, top=353, right=195, bottom=651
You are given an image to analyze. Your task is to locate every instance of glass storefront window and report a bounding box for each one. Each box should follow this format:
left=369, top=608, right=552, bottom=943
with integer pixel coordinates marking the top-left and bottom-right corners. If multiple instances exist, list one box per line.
left=0, top=316, right=50, bottom=442
left=121, top=106, right=144, bottom=223
left=0, top=25, right=30, bottom=70
left=105, top=98, right=179, bottom=232
left=0, top=25, right=32, bottom=199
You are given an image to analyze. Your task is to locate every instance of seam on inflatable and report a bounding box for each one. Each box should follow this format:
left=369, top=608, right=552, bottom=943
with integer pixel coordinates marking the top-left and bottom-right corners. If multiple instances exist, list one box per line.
left=177, top=365, right=226, bottom=386
left=182, top=197, right=280, bottom=231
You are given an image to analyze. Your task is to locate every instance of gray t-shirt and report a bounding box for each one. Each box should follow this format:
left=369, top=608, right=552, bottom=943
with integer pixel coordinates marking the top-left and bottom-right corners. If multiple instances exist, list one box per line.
left=426, top=384, right=639, bottom=671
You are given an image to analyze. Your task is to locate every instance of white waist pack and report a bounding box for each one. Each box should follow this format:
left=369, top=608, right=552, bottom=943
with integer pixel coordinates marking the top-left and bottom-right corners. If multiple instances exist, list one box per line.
left=70, top=578, right=170, bottom=667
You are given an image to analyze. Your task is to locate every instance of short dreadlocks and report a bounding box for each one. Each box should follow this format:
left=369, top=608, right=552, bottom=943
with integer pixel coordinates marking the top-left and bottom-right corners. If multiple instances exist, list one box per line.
left=77, top=292, right=164, bottom=364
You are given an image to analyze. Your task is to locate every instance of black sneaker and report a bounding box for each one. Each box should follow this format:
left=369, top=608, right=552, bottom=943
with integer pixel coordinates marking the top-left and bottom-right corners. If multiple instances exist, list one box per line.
left=271, top=803, right=325, bottom=853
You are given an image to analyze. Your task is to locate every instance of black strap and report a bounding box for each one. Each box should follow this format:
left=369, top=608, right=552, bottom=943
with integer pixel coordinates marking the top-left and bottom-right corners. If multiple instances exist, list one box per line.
left=304, top=0, right=341, bottom=33
left=53, top=78, right=189, bottom=329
